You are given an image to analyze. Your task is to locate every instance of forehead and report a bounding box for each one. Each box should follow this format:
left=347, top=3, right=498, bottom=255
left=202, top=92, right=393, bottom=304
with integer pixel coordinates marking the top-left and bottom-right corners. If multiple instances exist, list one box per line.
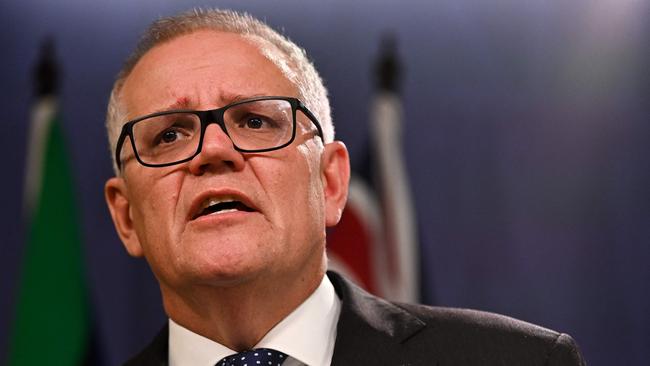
left=120, top=30, right=299, bottom=118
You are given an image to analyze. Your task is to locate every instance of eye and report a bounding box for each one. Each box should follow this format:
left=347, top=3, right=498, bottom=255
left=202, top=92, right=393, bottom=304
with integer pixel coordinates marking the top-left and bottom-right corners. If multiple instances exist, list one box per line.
left=245, top=117, right=265, bottom=129
left=161, top=129, right=179, bottom=143
left=153, top=125, right=193, bottom=147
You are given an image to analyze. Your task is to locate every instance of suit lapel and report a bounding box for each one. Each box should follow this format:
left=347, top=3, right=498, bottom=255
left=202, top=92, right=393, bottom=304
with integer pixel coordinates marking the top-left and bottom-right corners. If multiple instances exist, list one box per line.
left=123, top=324, right=169, bottom=366
left=328, top=272, right=429, bottom=365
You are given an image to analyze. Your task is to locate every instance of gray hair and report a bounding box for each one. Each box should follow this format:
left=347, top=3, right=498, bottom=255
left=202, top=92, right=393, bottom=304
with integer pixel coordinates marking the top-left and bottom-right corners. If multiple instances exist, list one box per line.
left=106, top=8, right=333, bottom=175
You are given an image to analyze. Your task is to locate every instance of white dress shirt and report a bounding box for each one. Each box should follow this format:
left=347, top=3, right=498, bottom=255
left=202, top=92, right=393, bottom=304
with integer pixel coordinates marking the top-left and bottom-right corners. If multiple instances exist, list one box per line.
left=169, top=275, right=341, bottom=366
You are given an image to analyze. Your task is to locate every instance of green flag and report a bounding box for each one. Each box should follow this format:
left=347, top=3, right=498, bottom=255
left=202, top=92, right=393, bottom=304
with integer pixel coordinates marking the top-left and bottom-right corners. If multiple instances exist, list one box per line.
left=9, top=52, right=89, bottom=364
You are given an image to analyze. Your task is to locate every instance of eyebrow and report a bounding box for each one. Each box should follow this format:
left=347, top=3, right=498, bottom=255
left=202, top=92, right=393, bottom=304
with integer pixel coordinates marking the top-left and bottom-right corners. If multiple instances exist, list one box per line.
left=217, top=93, right=268, bottom=107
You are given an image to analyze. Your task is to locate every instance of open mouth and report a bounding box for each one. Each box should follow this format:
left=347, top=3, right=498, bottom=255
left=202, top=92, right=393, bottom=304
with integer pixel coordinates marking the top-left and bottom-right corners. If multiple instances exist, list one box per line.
left=192, top=198, right=255, bottom=220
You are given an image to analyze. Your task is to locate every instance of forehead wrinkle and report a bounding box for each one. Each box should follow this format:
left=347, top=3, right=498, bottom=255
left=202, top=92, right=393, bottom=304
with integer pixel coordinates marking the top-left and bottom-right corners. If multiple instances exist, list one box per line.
left=167, top=88, right=205, bottom=111
left=210, top=92, right=269, bottom=108
left=166, top=96, right=192, bottom=110
left=167, top=89, right=276, bottom=113
left=162, top=87, right=219, bottom=112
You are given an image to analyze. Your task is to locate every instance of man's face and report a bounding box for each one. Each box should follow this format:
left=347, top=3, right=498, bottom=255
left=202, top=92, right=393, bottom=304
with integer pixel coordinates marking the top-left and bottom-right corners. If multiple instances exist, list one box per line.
left=105, top=30, right=349, bottom=292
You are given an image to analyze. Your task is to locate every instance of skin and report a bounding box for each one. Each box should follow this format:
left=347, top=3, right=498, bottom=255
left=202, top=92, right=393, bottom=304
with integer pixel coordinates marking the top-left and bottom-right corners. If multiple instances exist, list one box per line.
left=104, top=30, right=350, bottom=351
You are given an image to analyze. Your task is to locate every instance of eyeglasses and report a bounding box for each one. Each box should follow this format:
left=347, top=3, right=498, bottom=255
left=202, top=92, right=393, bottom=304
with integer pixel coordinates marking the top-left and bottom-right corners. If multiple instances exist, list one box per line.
left=115, top=96, right=324, bottom=170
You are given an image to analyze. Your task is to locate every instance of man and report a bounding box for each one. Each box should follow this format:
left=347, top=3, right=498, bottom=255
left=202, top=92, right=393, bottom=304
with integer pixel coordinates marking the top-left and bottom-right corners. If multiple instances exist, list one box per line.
left=104, top=8, right=585, bottom=366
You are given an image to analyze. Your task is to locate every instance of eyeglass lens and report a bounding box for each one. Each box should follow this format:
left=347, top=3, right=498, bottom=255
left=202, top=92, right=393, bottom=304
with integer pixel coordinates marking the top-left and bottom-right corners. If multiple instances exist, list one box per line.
left=128, top=98, right=294, bottom=165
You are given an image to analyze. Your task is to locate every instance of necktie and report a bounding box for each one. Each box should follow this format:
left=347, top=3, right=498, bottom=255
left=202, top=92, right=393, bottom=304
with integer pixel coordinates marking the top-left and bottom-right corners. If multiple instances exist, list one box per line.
left=216, top=348, right=287, bottom=366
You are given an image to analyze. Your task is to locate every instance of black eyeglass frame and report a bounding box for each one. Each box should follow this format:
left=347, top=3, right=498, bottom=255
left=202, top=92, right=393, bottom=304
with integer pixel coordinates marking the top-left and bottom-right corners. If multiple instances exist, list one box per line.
left=114, top=96, right=324, bottom=170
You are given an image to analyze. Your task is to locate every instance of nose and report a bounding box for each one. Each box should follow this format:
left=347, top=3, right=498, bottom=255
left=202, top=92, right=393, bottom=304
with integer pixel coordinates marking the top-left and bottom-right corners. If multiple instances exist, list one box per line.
left=188, top=123, right=245, bottom=175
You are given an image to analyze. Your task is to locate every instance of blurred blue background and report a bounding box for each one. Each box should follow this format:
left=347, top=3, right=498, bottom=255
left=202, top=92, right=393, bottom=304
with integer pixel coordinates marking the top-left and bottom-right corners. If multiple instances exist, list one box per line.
left=2, top=0, right=649, bottom=365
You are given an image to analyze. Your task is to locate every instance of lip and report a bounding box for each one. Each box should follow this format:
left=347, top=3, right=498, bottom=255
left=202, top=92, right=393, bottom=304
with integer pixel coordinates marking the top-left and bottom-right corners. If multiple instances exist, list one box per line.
left=187, top=188, right=260, bottom=221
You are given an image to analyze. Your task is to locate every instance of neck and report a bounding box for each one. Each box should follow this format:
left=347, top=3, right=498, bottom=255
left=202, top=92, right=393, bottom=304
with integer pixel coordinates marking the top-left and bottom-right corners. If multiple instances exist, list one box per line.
left=161, top=265, right=326, bottom=351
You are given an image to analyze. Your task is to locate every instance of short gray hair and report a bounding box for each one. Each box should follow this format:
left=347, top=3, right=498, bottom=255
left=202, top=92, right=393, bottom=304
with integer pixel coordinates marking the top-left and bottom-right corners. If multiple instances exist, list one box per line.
left=106, top=8, right=333, bottom=175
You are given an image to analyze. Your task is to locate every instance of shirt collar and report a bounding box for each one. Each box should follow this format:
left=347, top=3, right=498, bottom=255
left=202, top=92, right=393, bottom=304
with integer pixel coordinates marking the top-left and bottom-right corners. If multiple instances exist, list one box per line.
left=169, top=275, right=341, bottom=366
left=169, top=318, right=232, bottom=366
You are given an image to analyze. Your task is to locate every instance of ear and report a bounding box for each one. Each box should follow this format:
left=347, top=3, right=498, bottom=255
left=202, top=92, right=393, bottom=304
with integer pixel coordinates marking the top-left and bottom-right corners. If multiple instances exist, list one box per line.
left=320, top=141, right=350, bottom=227
left=104, top=177, right=144, bottom=257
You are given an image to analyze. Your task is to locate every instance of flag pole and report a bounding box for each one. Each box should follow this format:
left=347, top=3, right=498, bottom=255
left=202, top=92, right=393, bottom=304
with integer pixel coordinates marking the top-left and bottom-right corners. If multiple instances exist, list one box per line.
left=23, top=38, right=60, bottom=220
left=371, top=34, right=420, bottom=302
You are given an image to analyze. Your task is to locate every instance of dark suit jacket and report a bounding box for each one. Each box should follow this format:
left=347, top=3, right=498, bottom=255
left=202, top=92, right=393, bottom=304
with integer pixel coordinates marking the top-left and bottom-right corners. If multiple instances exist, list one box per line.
left=125, top=271, right=586, bottom=365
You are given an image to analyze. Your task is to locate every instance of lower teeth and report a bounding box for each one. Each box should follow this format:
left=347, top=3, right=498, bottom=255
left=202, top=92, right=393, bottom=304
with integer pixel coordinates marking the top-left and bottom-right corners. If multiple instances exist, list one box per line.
left=212, top=208, right=238, bottom=215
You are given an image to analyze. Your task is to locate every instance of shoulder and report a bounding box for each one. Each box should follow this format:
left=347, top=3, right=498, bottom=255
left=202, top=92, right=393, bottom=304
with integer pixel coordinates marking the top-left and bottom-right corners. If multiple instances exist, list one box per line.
left=328, top=271, right=585, bottom=365
left=404, top=303, right=573, bottom=350
left=397, top=302, right=584, bottom=364
left=400, top=301, right=564, bottom=341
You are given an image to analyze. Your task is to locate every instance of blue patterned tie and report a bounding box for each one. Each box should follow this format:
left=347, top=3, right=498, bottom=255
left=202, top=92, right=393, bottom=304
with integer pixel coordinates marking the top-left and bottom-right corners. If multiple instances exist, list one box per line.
left=216, top=348, right=287, bottom=366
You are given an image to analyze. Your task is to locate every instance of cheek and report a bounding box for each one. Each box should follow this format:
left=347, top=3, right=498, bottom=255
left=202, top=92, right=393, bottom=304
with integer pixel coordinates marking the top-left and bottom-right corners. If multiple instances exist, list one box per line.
left=256, top=146, right=323, bottom=232
left=127, top=173, right=183, bottom=249
left=291, top=144, right=326, bottom=227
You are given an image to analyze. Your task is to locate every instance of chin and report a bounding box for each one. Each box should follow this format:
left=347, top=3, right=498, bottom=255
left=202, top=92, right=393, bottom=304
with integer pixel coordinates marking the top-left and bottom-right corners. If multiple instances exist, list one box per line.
left=179, top=251, right=266, bottom=287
